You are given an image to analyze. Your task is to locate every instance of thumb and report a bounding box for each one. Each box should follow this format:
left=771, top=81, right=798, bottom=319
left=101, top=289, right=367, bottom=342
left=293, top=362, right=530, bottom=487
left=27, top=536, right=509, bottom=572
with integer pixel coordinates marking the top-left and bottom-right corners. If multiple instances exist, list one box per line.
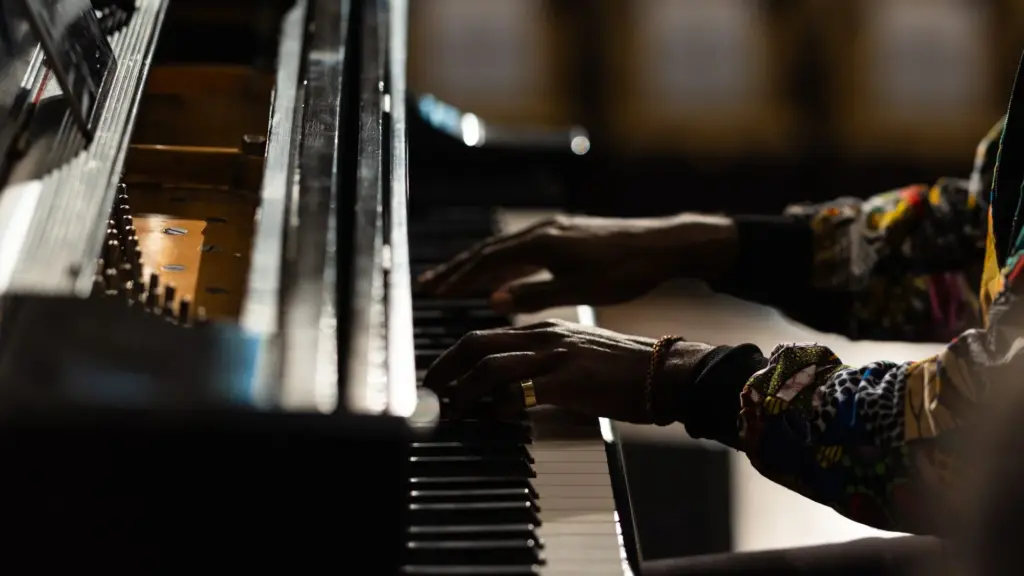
left=491, top=280, right=577, bottom=314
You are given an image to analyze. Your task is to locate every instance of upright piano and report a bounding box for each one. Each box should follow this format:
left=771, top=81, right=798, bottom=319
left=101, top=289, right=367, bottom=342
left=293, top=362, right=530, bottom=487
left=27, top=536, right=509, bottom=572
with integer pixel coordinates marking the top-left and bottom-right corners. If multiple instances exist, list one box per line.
left=0, top=0, right=639, bottom=572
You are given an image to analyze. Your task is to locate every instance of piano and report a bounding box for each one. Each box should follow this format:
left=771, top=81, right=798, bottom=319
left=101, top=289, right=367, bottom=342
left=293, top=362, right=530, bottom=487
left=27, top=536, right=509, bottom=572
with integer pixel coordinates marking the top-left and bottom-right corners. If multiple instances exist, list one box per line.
left=0, top=0, right=640, bottom=572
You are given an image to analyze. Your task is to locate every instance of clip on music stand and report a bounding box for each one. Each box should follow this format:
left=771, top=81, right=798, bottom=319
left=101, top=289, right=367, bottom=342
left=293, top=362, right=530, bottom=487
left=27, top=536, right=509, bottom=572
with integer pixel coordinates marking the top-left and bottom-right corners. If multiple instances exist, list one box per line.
left=17, top=0, right=117, bottom=140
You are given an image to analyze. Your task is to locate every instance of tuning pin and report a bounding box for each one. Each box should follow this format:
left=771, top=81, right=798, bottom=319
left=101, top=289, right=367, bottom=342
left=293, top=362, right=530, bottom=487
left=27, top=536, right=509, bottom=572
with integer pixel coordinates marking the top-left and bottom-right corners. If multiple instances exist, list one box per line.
left=103, top=268, right=119, bottom=294
left=118, top=260, right=134, bottom=285
left=103, top=239, right=119, bottom=264
left=163, top=285, right=177, bottom=314
left=178, top=298, right=192, bottom=325
left=130, top=278, right=145, bottom=303
left=195, top=306, right=208, bottom=326
left=148, top=272, right=160, bottom=292
left=145, top=287, right=161, bottom=313
left=92, top=275, right=106, bottom=297
left=124, top=226, right=137, bottom=243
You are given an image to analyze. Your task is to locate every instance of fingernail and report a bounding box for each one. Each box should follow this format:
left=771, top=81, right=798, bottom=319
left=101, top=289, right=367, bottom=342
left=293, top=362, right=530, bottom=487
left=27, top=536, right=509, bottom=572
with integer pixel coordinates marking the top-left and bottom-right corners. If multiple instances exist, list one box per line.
left=490, top=289, right=513, bottom=314
left=416, top=271, right=432, bottom=284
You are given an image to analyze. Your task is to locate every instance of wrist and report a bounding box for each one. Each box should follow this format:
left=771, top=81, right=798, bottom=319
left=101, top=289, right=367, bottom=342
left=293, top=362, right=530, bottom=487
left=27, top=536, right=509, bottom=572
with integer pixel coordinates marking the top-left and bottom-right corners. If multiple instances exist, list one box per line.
left=649, top=340, right=715, bottom=425
left=658, top=213, right=739, bottom=282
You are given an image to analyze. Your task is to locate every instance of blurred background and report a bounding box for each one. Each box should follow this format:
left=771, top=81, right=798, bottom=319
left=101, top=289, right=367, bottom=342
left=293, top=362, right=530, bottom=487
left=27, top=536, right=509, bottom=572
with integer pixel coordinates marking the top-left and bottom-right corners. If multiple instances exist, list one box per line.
left=409, top=0, right=1016, bottom=216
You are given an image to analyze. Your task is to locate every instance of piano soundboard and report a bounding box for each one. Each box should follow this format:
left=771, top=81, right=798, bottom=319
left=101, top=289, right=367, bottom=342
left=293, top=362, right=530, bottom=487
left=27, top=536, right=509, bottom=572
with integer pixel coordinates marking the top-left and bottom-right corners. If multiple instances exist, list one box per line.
left=0, top=0, right=639, bottom=571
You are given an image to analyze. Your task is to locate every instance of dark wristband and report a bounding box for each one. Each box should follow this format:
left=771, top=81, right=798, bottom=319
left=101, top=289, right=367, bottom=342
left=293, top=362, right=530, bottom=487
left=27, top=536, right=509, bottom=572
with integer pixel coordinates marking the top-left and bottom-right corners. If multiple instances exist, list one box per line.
left=680, top=344, right=767, bottom=445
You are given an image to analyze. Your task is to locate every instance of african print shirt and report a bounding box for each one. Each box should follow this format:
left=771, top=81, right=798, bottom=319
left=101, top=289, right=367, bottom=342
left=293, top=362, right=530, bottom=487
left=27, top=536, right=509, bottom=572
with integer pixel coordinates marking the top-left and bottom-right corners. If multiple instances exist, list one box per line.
left=683, top=64, right=1024, bottom=535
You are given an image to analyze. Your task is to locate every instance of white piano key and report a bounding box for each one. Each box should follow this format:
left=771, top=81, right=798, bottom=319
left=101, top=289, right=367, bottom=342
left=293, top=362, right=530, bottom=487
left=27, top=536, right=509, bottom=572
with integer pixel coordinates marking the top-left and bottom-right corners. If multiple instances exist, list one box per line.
left=532, top=473, right=614, bottom=487
left=531, top=450, right=608, bottom=463
left=528, top=440, right=607, bottom=451
left=538, top=498, right=616, bottom=512
left=534, top=462, right=613, bottom=475
left=529, top=416, right=627, bottom=575
left=534, top=484, right=614, bottom=499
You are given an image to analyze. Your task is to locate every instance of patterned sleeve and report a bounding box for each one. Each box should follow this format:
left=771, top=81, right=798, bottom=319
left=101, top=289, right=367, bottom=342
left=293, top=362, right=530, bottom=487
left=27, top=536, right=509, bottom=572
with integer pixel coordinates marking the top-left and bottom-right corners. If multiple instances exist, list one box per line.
left=779, top=119, right=1002, bottom=342
left=736, top=260, right=1024, bottom=534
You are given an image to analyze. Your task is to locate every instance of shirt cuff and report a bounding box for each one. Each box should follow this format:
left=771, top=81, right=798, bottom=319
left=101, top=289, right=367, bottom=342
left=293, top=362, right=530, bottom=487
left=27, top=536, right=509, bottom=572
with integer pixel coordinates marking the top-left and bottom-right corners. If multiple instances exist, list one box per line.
left=675, top=344, right=767, bottom=447
left=715, top=215, right=815, bottom=302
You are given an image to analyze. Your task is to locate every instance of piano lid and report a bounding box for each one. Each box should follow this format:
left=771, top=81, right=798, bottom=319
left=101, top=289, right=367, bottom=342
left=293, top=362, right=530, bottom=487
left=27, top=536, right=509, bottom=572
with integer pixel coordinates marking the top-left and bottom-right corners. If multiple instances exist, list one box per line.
left=15, top=0, right=117, bottom=139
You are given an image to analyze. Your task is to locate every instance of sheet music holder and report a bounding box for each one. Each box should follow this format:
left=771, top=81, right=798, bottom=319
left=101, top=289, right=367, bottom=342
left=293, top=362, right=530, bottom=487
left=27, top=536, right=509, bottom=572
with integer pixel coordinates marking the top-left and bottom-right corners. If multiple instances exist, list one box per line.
left=17, top=0, right=116, bottom=139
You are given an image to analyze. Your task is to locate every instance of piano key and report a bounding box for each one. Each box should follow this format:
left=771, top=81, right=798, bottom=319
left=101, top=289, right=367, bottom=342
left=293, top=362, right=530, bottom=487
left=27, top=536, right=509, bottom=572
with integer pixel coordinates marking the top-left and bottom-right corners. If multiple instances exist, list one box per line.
left=403, top=564, right=541, bottom=575
left=409, top=524, right=539, bottom=540
left=406, top=538, right=544, bottom=565
left=410, top=476, right=537, bottom=493
left=411, top=487, right=537, bottom=503
left=405, top=207, right=630, bottom=575
left=410, top=455, right=536, bottom=478
left=408, top=501, right=541, bottom=525
left=412, top=441, right=533, bottom=461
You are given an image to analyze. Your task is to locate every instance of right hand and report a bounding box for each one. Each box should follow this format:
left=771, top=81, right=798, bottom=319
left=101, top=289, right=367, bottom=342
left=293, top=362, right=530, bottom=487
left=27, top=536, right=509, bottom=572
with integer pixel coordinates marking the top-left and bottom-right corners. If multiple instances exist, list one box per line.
left=416, top=213, right=738, bottom=314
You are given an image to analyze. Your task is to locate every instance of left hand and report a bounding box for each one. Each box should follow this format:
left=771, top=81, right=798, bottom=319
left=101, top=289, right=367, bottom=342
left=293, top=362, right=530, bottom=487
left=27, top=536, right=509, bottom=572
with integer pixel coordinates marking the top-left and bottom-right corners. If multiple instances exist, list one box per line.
left=422, top=319, right=683, bottom=424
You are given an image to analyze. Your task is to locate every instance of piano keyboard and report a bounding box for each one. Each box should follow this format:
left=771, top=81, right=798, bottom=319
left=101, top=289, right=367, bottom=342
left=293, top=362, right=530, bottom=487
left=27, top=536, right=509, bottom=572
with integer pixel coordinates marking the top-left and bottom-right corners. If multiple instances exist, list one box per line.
left=405, top=207, right=631, bottom=575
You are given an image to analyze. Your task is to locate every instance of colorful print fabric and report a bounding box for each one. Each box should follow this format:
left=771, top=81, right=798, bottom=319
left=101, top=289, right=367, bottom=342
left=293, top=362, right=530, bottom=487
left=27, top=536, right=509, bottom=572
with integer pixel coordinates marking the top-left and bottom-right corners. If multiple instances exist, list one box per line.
left=736, top=116, right=1024, bottom=534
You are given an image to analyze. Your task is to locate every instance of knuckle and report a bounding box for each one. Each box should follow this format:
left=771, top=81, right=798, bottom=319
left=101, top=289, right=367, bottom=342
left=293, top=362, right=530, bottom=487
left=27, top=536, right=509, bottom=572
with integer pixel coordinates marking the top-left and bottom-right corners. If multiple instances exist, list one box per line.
left=471, top=355, right=503, bottom=379
left=549, top=215, right=572, bottom=229
left=543, top=318, right=569, bottom=327
left=461, top=330, right=486, bottom=347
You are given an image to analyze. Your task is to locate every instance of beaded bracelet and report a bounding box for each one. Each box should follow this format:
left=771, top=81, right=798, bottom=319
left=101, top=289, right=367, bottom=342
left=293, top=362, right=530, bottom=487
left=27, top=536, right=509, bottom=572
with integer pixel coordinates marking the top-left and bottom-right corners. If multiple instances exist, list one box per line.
left=645, top=335, right=685, bottom=421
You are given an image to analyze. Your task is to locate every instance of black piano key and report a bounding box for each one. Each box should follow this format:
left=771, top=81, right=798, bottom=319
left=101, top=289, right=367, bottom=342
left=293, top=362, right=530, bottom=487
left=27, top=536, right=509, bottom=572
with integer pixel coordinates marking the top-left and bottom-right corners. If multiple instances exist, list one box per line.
left=408, top=501, right=541, bottom=526
left=409, top=456, right=535, bottom=479
left=414, top=324, right=459, bottom=336
left=408, top=523, right=539, bottom=541
left=409, top=485, right=536, bottom=500
left=413, top=308, right=504, bottom=322
left=414, top=335, right=460, bottom=348
left=403, top=565, right=541, bottom=576
left=414, top=298, right=495, bottom=309
left=408, top=476, right=538, bottom=499
left=411, top=442, right=533, bottom=462
left=406, top=539, right=544, bottom=566
left=407, top=208, right=552, bottom=574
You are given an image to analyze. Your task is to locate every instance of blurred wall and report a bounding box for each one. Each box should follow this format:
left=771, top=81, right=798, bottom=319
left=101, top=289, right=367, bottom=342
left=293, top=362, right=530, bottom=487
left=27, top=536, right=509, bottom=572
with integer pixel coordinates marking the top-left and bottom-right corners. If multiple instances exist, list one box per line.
left=409, top=0, right=1022, bottom=216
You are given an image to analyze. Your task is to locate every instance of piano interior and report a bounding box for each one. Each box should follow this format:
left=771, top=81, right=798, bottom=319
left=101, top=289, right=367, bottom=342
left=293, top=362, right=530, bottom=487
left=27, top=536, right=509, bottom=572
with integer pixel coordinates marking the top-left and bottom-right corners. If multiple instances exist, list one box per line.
left=96, top=0, right=288, bottom=324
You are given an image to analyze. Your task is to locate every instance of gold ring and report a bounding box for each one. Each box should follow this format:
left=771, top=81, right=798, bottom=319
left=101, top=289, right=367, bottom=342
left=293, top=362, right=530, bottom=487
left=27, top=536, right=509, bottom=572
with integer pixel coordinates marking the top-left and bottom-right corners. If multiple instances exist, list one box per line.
left=521, top=379, right=537, bottom=409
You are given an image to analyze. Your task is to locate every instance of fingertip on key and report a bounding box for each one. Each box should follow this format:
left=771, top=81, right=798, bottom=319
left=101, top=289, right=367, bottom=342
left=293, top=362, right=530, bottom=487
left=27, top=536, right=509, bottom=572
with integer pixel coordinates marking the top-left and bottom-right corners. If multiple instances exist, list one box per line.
left=490, top=289, right=513, bottom=315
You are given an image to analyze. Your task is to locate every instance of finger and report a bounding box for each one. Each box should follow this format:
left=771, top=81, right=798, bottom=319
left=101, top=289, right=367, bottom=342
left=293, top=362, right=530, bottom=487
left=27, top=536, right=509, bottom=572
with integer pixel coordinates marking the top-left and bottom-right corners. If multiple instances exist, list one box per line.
left=421, top=328, right=528, bottom=392
left=446, top=351, right=556, bottom=418
left=493, top=279, right=578, bottom=314
left=434, top=236, right=549, bottom=297
left=417, top=221, right=549, bottom=291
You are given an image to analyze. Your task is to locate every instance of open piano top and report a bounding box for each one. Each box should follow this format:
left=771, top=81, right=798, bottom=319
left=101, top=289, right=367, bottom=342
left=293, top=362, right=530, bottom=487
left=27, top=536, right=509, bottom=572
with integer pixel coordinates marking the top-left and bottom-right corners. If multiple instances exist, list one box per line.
left=0, top=0, right=637, bottom=572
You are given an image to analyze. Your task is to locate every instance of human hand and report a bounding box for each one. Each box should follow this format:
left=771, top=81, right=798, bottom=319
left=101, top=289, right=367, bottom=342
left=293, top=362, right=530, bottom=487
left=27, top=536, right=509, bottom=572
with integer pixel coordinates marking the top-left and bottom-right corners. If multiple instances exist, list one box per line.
left=416, top=214, right=737, bottom=314
left=422, top=319, right=714, bottom=424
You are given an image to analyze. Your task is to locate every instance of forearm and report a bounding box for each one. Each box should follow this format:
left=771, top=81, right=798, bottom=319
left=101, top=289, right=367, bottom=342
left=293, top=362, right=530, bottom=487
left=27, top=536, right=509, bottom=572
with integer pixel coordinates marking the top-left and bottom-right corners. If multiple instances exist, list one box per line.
left=658, top=340, right=928, bottom=533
